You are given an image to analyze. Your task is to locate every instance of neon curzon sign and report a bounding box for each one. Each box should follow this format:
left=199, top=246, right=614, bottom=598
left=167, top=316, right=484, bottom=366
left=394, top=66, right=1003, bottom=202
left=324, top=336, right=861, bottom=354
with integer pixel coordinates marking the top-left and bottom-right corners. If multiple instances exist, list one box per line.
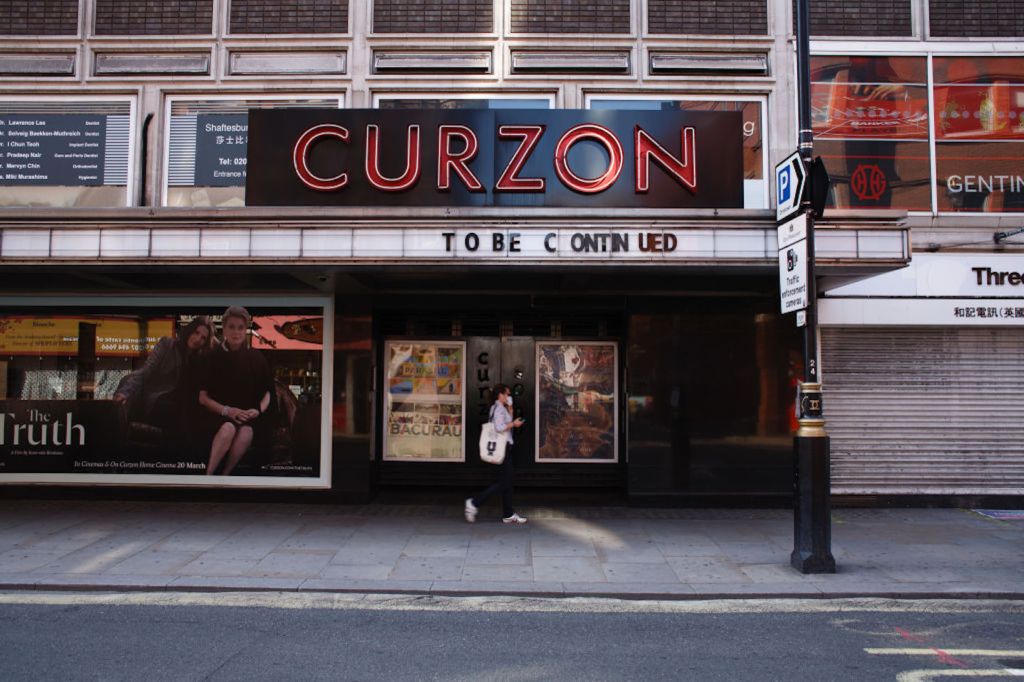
left=292, top=122, right=697, bottom=195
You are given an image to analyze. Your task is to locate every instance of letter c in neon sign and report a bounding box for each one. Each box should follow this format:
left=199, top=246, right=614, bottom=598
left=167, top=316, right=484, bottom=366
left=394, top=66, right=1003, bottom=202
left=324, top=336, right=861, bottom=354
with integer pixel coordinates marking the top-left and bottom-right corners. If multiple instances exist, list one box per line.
left=293, top=124, right=349, bottom=191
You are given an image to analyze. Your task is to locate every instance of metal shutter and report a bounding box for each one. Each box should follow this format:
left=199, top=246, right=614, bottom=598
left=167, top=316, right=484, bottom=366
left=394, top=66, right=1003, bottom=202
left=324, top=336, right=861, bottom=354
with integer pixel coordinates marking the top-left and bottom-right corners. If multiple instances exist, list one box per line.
left=822, top=327, right=1024, bottom=495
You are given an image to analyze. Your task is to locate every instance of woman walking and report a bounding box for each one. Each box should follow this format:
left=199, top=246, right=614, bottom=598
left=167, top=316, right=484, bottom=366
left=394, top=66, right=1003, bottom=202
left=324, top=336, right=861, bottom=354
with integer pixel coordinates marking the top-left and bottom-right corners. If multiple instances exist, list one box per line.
left=464, top=384, right=527, bottom=524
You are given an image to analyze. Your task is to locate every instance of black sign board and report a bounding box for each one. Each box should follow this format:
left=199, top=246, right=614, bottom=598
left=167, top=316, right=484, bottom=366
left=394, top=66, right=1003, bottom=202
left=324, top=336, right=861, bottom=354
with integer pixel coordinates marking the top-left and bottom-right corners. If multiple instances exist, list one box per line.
left=194, top=113, right=249, bottom=187
left=0, top=114, right=108, bottom=186
left=246, top=109, right=743, bottom=208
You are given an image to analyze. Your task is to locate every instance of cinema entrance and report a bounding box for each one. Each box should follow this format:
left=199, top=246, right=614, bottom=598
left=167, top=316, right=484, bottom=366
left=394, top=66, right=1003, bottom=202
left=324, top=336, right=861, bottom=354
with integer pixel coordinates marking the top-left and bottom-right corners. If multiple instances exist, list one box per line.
left=374, top=303, right=627, bottom=495
left=352, top=268, right=804, bottom=505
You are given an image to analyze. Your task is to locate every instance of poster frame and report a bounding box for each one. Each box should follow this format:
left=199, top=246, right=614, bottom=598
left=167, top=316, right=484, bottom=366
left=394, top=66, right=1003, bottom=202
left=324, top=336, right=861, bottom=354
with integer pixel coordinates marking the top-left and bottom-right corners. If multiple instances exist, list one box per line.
left=534, top=340, right=619, bottom=464
left=382, top=339, right=467, bottom=463
left=0, top=294, right=334, bottom=489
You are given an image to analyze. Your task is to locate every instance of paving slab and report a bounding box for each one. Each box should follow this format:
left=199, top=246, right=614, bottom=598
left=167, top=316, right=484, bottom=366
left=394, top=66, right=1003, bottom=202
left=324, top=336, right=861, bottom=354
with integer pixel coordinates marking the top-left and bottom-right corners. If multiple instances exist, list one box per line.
left=389, top=556, right=465, bottom=581
left=533, top=556, right=606, bottom=583
left=461, top=563, right=534, bottom=582
left=0, top=500, right=1018, bottom=600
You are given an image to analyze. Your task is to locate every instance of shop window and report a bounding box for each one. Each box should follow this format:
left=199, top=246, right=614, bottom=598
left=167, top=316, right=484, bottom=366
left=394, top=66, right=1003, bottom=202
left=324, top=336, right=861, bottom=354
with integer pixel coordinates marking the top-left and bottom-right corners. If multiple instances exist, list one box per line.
left=810, top=55, right=931, bottom=211
left=933, top=56, right=1024, bottom=213
left=332, top=316, right=372, bottom=439
left=626, top=307, right=800, bottom=496
left=164, top=96, right=342, bottom=207
left=0, top=298, right=331, bottom=487
left=0, top=98, right=134, bottom=208
left=587, top=97, right=767, bottom=209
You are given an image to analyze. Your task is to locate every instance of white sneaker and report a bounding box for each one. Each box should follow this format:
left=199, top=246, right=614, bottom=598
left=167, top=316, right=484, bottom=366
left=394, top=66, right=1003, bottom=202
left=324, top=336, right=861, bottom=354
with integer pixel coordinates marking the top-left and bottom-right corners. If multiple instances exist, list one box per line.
left=464, top=498, right=478, bottom=523
left=502, top=513, right=528, bottom=525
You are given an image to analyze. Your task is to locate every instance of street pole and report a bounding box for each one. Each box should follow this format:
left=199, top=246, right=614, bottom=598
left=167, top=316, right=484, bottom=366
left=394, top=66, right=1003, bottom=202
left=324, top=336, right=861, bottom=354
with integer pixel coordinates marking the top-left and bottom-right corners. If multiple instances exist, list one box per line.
left=791, top=0, right=836, bottom=574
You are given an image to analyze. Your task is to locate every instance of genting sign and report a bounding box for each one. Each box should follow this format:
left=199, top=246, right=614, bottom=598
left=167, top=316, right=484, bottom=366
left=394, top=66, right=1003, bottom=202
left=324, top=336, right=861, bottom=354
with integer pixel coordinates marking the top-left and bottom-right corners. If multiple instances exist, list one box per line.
left=246, top=109, right=743, bottom=208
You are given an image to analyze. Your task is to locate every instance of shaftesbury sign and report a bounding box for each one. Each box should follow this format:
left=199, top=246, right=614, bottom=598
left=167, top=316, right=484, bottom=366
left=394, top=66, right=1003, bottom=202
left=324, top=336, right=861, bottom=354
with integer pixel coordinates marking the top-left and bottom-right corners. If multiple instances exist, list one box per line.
left=245, top=109, right=743, bottom=208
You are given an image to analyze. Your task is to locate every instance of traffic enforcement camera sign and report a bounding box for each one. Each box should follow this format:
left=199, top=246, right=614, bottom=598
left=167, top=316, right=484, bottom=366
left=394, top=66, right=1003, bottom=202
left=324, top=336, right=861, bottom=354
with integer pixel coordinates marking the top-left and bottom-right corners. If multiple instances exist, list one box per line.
left=778, top=213, right=808, bottom=313
left=775, top=152, right=806, bottom=222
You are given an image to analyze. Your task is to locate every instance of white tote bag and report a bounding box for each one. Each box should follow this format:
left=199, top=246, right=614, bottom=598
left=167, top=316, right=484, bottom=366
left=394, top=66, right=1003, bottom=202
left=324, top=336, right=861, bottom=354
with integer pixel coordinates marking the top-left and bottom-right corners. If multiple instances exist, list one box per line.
left=479, top=405, right=507, bottom=465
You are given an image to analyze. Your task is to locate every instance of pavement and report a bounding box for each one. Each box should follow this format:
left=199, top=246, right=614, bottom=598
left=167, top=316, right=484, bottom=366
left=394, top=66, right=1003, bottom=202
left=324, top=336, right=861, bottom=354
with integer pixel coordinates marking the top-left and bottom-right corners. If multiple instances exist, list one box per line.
left=0, top=500, right=1020, bottom=599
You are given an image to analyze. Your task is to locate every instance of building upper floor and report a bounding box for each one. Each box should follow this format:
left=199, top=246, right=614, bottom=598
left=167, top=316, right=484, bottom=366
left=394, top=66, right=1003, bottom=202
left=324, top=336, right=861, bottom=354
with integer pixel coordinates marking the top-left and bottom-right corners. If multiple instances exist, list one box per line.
left=0, top=0, right=1021, bottom=232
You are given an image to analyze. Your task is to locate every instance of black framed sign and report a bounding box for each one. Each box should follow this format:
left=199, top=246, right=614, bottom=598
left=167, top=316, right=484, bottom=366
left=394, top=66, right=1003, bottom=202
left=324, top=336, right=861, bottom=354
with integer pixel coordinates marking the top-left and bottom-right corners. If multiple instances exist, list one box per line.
left=245, top=109, right=743, bottom=209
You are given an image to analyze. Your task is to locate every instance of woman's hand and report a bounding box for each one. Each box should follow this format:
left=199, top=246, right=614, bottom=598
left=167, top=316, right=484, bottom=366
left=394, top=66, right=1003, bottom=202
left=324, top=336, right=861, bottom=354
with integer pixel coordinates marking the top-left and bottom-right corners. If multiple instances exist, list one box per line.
left=233, top=408, right=260, bottom=424
left=513, top=418, right=524, bottom=428
left=223, top=406, right=244, bottom=423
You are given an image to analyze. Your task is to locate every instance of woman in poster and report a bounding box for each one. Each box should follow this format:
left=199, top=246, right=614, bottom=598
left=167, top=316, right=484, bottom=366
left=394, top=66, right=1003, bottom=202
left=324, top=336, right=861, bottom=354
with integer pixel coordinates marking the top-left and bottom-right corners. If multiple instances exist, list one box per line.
left=114, top=316, right=213, bottom=431
left=464, top=384, right=527, bottom=524
left=198, top=306, right=274, bottom=476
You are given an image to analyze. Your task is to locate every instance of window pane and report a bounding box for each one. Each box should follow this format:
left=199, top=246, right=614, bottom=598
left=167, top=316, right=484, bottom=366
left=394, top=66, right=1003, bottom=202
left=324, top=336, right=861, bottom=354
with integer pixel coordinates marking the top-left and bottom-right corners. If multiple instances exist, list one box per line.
left=816, top=139, right=932, bottom=211
left=0, top=99, right=132, bottom=208
left=937, top=141, right=1024, bottom=212
left=810, top=56, right=930, bottom=211
left=811, top=56, right=929, bottom=140
left=589, top=98, right=765, bottom=208
left=934, top=84, right=1024, bottom=140
left=933, top=57, right=1024, bottom=212
left=934, top=56, right=1024, bottom=85
left=165, top=97, right=340, bottom=207
left=626, top=308, right=800, bottom=496
left=377, top=98, right=551, bottom=109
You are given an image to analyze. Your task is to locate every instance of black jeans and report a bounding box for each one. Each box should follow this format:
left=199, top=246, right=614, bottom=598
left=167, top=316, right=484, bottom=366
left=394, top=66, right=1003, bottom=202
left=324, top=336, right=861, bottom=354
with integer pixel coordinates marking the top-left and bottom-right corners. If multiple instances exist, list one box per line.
left=472, top=442, right=514, bottom=518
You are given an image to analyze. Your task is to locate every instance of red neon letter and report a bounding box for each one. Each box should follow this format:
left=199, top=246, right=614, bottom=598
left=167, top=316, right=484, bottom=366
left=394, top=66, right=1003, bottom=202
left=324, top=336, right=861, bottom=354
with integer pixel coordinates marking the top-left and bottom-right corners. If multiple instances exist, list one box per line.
left=635, top=126, right=697, bottom=193
left=553, top=124, right=623, bottom=194
left=365, top=124, right=421, bottom=192
left=293, top=124, right=349, bottom=191
left=495, top=125, right=546, bottom=192
left=437, top=125, right=483, bottom=192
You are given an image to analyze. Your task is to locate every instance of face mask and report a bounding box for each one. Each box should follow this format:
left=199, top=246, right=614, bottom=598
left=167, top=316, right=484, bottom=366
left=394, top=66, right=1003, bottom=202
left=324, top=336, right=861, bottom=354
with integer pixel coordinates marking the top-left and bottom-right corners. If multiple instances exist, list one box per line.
left=506, top=395, right=513, bottom=406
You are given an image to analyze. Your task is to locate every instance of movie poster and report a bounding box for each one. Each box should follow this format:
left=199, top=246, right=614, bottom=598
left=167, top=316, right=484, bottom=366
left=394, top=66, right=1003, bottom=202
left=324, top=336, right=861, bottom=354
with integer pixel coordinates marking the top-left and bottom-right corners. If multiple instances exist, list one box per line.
left=0, top=298, right=331, bottom=487
left=535, top=342, right=618, bottom=463
left=383, top=341, right=465, bottom=461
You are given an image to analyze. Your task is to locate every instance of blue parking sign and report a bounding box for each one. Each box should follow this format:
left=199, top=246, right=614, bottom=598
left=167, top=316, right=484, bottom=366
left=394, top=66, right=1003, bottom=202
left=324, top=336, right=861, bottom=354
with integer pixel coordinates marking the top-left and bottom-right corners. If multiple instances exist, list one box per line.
left=775, top=152, right=805, bottom=222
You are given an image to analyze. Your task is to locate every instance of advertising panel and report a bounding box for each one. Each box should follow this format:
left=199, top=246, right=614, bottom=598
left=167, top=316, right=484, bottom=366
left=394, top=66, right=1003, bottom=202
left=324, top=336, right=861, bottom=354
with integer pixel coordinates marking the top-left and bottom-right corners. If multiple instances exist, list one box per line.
left=246, top=108, right=744, bottom=209
left=0, top=316, right=173, bottom=356
left=0, top=297, right=332, bottom=488
left=535, top=342, right=618, bottom=463
left=383, top=341, right=465, bottom=462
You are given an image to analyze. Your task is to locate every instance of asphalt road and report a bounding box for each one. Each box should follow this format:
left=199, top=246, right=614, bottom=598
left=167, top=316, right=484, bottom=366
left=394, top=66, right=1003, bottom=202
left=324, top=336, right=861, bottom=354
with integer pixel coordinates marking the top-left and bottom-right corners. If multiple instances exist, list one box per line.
left=0, top=593, right=1022, bottom=681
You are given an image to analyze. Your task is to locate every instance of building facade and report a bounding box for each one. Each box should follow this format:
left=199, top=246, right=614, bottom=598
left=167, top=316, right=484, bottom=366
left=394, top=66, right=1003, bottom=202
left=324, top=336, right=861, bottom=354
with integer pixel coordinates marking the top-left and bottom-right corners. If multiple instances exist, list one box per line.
left=0, top=0, right=1019, bottom=503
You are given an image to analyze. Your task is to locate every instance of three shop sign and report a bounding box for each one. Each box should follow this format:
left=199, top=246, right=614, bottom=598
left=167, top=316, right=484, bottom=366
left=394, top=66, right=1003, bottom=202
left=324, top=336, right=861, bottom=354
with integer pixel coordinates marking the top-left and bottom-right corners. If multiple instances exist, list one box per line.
left=245, top=109, right=744, bottom=209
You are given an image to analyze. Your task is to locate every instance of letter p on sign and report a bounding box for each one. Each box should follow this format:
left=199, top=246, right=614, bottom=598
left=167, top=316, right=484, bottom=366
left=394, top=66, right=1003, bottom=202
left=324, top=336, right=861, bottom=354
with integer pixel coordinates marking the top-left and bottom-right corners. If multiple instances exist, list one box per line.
left=778, top=165, right=791, bottom=205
